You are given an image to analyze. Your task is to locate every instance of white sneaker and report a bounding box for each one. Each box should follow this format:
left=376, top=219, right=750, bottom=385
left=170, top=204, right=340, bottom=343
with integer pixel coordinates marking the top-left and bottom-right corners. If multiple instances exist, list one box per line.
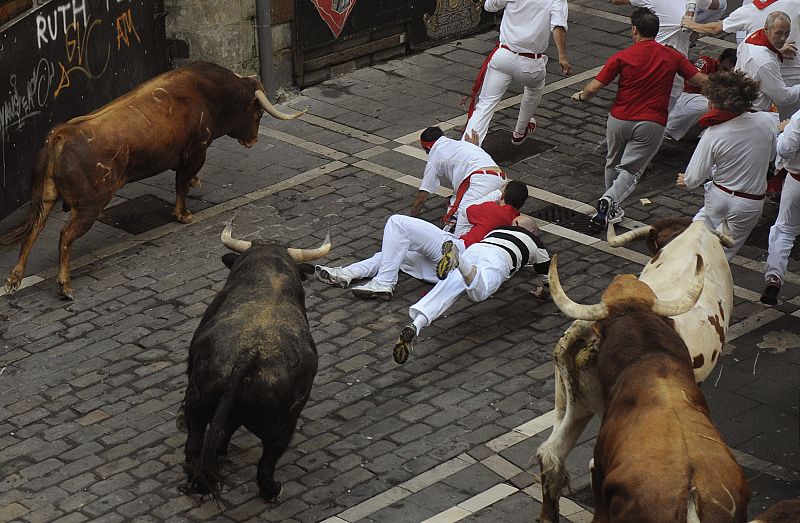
left=315, top=265, right=354, bottom=288
left=609, top=204, right=625, bottom=224
left=351, top=280, right=393, bottom=300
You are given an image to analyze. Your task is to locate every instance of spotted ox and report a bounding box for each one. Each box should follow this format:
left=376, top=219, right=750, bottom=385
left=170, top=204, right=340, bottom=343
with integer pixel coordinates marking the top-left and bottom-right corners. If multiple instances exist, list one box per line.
left=535, top=219, right=735, bottom=523
left=548, top=254, right=749, bottom=522
left=180, top=221, right=329, bottom=501
left=1, top=61, right=304, bottom=299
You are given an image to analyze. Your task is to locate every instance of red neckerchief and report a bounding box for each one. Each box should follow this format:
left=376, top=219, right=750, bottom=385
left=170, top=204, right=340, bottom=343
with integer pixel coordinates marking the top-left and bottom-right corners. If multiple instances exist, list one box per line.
left=698, top=109, right=744, bottom=127
left=745, top=29, right=784, bottom=61
left=753, top=0, right=779, bottom=9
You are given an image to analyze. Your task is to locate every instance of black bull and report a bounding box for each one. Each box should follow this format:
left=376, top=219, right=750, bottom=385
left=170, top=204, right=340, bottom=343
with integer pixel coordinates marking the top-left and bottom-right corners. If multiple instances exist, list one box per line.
left=180, top=223, right=330, bottom=500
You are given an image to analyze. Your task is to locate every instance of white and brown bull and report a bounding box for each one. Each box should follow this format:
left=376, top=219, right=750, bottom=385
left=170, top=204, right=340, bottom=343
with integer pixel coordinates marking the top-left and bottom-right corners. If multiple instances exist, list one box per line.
left=1, top=62, right=304, bottom=299
left=547, top=253, right=749, bottom=522
left=535, top=219, right=736, bottom=523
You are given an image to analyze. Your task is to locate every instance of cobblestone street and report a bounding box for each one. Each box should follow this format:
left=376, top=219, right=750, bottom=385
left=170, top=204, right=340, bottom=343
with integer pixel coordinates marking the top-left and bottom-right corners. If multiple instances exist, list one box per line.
left=1, top=0, right=798, bottom=521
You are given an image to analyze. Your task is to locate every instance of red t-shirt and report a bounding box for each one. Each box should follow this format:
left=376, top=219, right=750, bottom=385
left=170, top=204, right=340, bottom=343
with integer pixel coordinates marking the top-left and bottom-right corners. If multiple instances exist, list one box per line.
left=459, top=201, right=520, bottom=247
left=684, top=55, right=718, bottom=94
left=595, top=40, right=700, bottom=126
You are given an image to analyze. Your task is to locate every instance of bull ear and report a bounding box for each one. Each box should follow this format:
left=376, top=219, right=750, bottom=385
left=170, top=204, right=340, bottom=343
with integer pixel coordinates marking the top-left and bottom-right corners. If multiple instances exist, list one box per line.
left=221, top=253, right=240, bottom=269
left=296, top=263, right=315, bottom=281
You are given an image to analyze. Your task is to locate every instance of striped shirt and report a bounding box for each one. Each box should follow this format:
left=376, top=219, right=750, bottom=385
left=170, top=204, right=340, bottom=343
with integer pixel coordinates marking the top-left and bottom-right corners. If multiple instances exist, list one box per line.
left=479, top=226, right=550, bottom=275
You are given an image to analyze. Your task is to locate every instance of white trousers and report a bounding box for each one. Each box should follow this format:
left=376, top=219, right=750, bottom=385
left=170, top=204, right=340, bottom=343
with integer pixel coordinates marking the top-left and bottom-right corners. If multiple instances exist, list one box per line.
left=693, top=183, right=763, bottom=260
left=344, top=215, right=462, bottom=286
left=463, top=47, right=547, bottom=145
left=765, top=174, right=800, bottom=283
left=665, top=93, right=709, bottom=141
left=408, top=244, right=510, bottom=334
left=452, top=176, right=505, bottom=238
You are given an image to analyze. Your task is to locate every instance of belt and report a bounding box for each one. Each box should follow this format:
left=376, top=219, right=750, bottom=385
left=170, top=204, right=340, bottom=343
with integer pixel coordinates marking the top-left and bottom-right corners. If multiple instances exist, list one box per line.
left=713, top=182, right=764, bottom=200
left=500, top=44, right=543, bottom=59
left=471, top=168, right=506, bottom=178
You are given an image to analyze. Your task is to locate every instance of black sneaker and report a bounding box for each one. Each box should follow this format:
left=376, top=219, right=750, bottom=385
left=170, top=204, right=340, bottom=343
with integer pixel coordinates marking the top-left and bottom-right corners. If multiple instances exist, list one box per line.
left=760, top=278, right=781, bottom=305
left=393, top=326, right=417, bottom=364
left=436, top=240, right=459, bottom=280
left=590, top=197, right=611, bottom=234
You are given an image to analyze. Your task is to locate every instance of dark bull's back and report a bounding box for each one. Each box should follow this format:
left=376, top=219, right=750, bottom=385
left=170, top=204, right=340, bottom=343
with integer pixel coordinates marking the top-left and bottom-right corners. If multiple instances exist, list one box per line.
left=182, top=247, right=318, bottom=501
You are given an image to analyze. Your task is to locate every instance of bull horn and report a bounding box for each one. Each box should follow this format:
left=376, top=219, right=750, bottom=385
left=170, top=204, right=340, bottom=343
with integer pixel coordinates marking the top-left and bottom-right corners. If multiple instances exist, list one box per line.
left=651, top=254, right=706, bottom=317
left=607, top=223, right=654, bottom=247
left=221, top=220, right=252, bottom=253
left=255, top=90, right=307, bottom=120
left=549, top=255, right=609, bottom=321
left=710, top=221, right=735, bottom=248
left=287, top=227, right=332, bottom=263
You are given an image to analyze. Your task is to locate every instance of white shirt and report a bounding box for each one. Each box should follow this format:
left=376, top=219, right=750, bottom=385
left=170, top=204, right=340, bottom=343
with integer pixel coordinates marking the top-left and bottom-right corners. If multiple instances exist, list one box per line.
left=722, top=0, right=800, bottom=81
left=484, top=0, right=568, bottom=54
left=420, top=137, right=499, bottom=195
left=684, top=112, right=778, bottom=194
left=736, top=42, right=800, bottom=111
left=630, top=0, right=712, bottom=57
left=776, top=109, right=800, bottom=172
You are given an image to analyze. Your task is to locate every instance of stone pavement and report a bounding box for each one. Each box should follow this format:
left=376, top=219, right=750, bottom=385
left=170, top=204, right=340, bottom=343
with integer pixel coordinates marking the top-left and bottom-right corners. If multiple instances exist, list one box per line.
left=1, top=0, right=798, bottom=521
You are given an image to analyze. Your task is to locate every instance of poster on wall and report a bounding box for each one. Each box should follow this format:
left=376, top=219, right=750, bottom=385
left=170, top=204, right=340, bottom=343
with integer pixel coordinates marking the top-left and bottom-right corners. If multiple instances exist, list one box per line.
left=0, top=0, right=167, bottom=221
left=296, top=0, right=407, bottom=52
left=295, top=0, right=495, bottom=53
left=310, top=0, right=358, bottom=38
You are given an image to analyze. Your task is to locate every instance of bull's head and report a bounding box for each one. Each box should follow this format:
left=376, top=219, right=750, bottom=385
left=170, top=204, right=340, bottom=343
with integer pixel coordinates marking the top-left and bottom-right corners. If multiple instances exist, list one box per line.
left=607, top=219, right=734, bottom=253
left=548, top=253, right=705, bottom=321
left=220, top=220, right=331, bottom=278
left=233, top=75, right=307, bottom=148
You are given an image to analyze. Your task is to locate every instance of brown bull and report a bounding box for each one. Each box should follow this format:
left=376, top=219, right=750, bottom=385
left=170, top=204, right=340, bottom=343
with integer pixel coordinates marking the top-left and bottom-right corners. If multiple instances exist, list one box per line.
left=549, top=255, right=750, bottom=523
left=1, top=61, right=303, bottom=299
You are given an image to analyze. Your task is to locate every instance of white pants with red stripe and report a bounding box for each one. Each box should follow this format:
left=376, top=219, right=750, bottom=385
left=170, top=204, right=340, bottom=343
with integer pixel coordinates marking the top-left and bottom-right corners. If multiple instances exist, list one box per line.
left=765, top=174, right=800, bottom=283
left=463, top=47, right=547, bottom=146
left=408, top=243, right=511, bottom=335
left=451, top=182, right=505, bottom=238
left=693, top=182, right=763, bottom=260
left=343, top=215, right=463, bottom=287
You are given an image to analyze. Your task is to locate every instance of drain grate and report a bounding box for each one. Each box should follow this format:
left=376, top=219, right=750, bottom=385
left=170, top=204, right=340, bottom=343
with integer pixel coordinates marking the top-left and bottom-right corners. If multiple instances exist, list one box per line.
left=482, top=130, right=555, bottom=166
left=532, top=203, right=596, bottom=235
left=98, top=194, right=211, bottom=235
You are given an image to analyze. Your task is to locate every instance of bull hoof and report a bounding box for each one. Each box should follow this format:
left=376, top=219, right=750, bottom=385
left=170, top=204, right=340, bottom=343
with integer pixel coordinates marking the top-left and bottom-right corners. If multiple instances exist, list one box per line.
left=176, top=405, right=187, bottom=433
left=260, top=481, right=282, bottom=502
left=57, top=282, right=75, bottom=301
left=173, top=211, right=194, bottom=224
left=190, top=177, right=202, bottom=189
left=4, top=275, right=21, bottom=295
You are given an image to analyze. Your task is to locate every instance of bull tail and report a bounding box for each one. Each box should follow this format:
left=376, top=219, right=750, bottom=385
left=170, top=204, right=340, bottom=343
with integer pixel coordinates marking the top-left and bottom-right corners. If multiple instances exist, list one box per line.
left=189, top=355, right=254, bottom=499
left=687, top=487, right=701, bottom=523
left=0, top=134, right=63, bottom=247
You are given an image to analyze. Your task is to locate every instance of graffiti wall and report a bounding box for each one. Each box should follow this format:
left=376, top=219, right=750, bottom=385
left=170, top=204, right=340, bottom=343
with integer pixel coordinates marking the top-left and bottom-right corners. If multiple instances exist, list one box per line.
left=0, top=0, right=167, bottom=220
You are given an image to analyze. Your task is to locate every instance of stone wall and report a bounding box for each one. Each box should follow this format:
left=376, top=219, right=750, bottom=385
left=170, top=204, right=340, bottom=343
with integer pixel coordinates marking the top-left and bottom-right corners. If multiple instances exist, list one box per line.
left=164, top=0, right=294, bottom=88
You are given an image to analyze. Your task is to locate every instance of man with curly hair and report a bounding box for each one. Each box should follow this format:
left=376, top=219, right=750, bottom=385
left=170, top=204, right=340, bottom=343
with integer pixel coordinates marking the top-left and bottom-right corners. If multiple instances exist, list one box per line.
left=677, top=70, right=779, bottom=259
